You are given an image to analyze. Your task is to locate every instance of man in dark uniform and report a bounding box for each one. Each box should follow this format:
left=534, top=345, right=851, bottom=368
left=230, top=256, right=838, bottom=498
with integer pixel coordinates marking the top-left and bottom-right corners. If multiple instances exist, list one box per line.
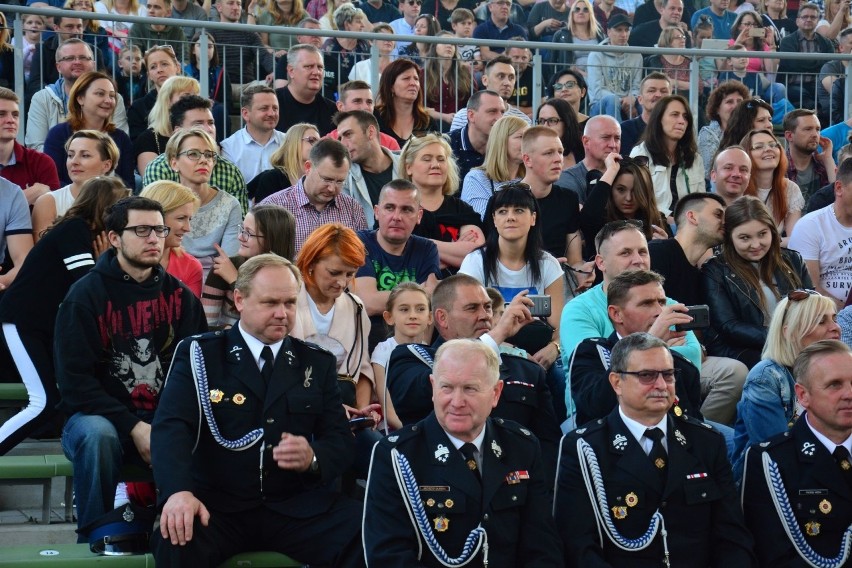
left=742, top=339, right=852, bottom=567
left=569, top=269, right=702, bottom=426
left=386, top=273, right=562, bottom=481
left=150, top=254, right=364, bottom=567
left=556, top=333, right=755, bottom=567
left=364, top=339, right=563, bottom=567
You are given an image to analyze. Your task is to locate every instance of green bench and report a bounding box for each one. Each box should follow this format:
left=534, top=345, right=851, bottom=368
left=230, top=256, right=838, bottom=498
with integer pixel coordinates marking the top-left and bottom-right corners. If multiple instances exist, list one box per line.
left=0, top=383, right=28, bottom=409
left=0, top=455, right=73, bottom=524
left=0, top=544, right=303, bottom=566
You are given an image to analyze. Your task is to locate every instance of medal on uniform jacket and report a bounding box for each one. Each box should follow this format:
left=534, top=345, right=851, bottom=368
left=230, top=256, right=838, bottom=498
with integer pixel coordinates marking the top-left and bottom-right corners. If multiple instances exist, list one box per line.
left=434, top=516, right=449, bottom=532
left=819, top=500, right=832, bottom=514
left=805, top=521, right=821, bottom=536
left=612, top=506, right=628, bottom=520
left=233, top=393, right=246, bottom=405
left=209, top=389, right=223, bottom=403
left=655, top=458, right=666, bottom=469
left=625, top=492, right=638, bottom=507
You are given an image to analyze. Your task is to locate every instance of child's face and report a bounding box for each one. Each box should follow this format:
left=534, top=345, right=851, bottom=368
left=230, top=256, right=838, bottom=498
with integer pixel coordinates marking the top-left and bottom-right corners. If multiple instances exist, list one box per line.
left=452, top=18, right=475, bottom=38
left=385, top=290, right=431, bottom=341
left=24, top=15, right=45, bottom=35
left=729, top=53, right=749, bottom=69
left=119, top=51, right=142, bottom=75
left=491, top=303, right=505, bottom=327
left=193, top=43, right=216, bottom=63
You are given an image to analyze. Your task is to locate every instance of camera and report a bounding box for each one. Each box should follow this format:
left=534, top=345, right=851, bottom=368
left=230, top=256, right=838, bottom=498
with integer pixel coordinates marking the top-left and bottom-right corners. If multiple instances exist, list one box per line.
left=749, top=27, right=764, bottom=37
left=527, top=295, right=552, bottom=318
left=674, top=305, right=710, bottom=331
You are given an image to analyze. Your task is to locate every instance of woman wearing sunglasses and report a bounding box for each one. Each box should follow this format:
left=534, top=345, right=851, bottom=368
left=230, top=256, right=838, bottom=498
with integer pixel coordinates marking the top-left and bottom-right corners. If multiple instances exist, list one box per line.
left=201, top=205, right=295, bottom=329
left=701, top=196, right=812, bottom=369
left=730, top=287, right=840, bottom=480
left=165, top=128, right=242, bottom=281
left=741, top=128, right=804, bottom=244
left=578, top=154, right=670, bottom=259
left=548, top=0, right=604, bottom=73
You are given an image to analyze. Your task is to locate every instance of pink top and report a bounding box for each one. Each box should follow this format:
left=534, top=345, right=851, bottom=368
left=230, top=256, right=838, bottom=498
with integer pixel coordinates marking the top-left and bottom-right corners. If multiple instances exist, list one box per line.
left=166, top=248, right=203, bottom=298
left=728, top=39, right=773, bottom=73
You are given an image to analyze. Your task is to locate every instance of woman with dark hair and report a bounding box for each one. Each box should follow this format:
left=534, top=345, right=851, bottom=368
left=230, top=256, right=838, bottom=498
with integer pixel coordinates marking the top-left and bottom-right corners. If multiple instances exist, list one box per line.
left=741, top=128, right=803, bottom=242
left=698, top=81, right=750, bottom=180
left=579, top=154, right=671, bottom=258
left=0, top=176, right=128, bottom=455
left=630, top=94, right=704, bottom=217
left=459, top=183, right=564, bottom=370
left=43, top=71, right=134, bottom=188
left=549, top=68, right=589, bottom=124
left=202, top=204, right=296, bottom=328
left=424, top=31, right=472, bottom=128
left=730, top=10, right=779, bottom=74
left=536, top=97, right=584, bottom=170
left=717, top=96, right=774, bottom=153
left=400, top=14, right=441, bottom=65
left=374, top=58, right=440, bottom=148
left=701, top=195, right=812, bottom=368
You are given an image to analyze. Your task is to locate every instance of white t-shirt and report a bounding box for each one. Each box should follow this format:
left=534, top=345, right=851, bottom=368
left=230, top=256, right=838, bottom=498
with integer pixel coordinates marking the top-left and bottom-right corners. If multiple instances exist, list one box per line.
left=788, top=204, right=852, bottom=302
left=757, top=180, right=805, bottom=236
left=371, top=336, right=399, bottom=370
left=458, top=248, right=563, bottom=301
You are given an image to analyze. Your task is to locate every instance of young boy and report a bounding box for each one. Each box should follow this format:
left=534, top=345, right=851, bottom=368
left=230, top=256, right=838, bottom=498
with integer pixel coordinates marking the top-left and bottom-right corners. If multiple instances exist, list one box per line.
left=114, top=45, right=147, bottom=104
left=717, top=43, right=786, bottom=103
left=451, top=8, right=482, bottom=72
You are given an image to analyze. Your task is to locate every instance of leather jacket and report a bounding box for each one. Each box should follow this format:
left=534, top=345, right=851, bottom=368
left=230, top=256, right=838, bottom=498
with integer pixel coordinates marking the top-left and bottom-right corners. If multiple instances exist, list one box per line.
left=700, top=248, right=812, bottom=360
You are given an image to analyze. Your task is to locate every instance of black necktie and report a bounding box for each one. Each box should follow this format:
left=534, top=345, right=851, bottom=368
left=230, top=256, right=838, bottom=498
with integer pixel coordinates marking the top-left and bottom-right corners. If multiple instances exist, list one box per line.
left=460, top=443, right=482, bottom=483
left=833, top=446, right=852, bottom=485
left=645, top=427, right=667, bottom=478
left=260, top=346, right=274, bottom=384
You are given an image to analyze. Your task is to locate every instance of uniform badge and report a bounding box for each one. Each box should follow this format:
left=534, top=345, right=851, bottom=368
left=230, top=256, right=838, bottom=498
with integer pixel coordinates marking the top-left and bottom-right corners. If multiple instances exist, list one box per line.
left=841, top=459, right=852, bottom=471
left=229, top=345, right=242, bottom=360
left=520, top=428, right=531, bottom=436
left=805, top=521, right=821, bottom=536
left=802, top=442, right=816, bottom=457
left=674, top=430, right=687, bottom=446
left=655, top=458, right=666, bottom=469
left=387, top=435, right=399, bottom=443
left=122, top=505, right=134, bottom=522
left=612, top=434, right=628, bottom=451
left=435, top=444, right=450, bottom=463
left=491, top=440, right=502, bottom=458
left=233, top=393, right=246, bottom=405
left=303, top=366, right=313, bottom=388
left=575, top=428, right=586, bottom=434
left=209, top=389, right=224, bottom=403
left=625, top=492, right=638, bottom=507
left=505, top=471, right=530, bottom=484
left=760, top=441, right=771, bottom=448
left=444, top=499, right=454, bottom=509
left=285, top=350, right=295, bottom=365
left=426, top=498, right=435, bottom=507
left=434, top=516, right=449, bottom=532
left=612, top=506, right=628, bottom=520
left=819, top=499, right=832, bottom=514
left=673, top=405, right=683, bottom=417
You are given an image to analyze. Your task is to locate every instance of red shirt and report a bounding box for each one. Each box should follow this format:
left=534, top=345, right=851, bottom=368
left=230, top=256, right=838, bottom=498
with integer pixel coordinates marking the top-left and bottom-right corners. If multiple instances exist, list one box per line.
left=0, top=141, right=61, bottom=191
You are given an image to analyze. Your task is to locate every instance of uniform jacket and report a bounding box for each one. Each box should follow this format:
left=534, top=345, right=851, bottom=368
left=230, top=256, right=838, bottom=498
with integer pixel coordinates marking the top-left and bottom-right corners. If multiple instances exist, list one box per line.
left=700, top=248, right=811, bottom=360
left=386, top=337, right=562, bottom=483
left=363, top=412, right=563, bottom=567
left=556, top=408, right=756, bottom=568
left=151, top=327, right=355, bottom=516
left=742, top=415, right=852, bottom=567
left=569, top=332, right=703, bottom=426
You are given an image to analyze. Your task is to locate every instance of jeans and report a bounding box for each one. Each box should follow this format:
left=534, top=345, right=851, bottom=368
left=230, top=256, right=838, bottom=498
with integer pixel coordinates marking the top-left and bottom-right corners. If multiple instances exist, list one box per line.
left=760, top=82, right=787, bottom=104
left=61, top=413, right=124, bottom=541
left=590, top=94, right=623, bottom=121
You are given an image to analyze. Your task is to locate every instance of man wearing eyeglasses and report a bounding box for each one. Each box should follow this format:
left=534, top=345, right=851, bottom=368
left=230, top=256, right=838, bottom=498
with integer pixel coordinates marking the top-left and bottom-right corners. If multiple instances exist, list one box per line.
left=54, top=196, right=206, bottom=541
left=390, top=0, right=422, bottom=55
left=259, top=138, right=367, bottom=253
left=556, top=331, right=755, bottom=567
left=474, top=0, right=528, bottom=61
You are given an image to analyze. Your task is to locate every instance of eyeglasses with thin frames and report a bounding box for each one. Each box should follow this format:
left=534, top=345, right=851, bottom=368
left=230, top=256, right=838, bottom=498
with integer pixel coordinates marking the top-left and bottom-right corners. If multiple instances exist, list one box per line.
left=59, top=55, right=94, bottom=63
left=553, top=81, right=578, bottom=91
left=122, top=225, right=170, bottom=238
left=237, top=224, right=264, bottom=240
left=617, top=369, right=679, bottom=384
left=317, top=174, right=346, bottom=188
left=178, top=149, right=219, bottom=162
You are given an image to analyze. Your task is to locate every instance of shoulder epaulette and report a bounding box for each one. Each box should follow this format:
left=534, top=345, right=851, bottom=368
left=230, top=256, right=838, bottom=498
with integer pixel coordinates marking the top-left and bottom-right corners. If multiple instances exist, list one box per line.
left=676, top=413, right=723, bottom=436
left=491, top=417, right=537, bottom=442
left=190, top=330, right=226, bottom=341
left=381, top=424, right=420, bottom=447
left=570, top=417, right=607, bottom=438
left=407, top=343, right=435, bottom=368
left=755, top=429, right=795, bottom=451
left=295, top=337, right=335, bottom=357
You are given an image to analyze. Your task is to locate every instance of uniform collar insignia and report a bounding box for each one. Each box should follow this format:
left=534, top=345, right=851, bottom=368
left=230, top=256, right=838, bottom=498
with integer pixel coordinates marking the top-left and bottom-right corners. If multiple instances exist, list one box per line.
left=801, top=441, right=816, bottom=457
left=285, top=349, right=296, bottom=366
left=491, top=439, right=502, bottom=458
left=612, top=433, right=628, bottom=451
left=388, top=435, right=399, bottom=442
left=303, top=366, right=313, bottom=388
left=229, top=345, right=242, bottom=361
left=674, top=429, right=687, bottom=446
left=434, top=443, right=449, bottom=463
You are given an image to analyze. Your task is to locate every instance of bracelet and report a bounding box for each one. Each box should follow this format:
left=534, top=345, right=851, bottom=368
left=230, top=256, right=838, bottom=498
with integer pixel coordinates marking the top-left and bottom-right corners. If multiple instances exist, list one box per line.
left=550, top=340, right=561, bottom=356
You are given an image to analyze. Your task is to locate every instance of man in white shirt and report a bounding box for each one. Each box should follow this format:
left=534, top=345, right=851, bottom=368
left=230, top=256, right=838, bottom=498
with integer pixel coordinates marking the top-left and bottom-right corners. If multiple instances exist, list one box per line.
left=220, top=85, right=284, bottom=184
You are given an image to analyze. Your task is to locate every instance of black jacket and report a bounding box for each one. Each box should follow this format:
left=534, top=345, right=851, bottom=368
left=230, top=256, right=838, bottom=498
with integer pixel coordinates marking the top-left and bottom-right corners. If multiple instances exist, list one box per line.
left=700, top=248, right=811, bottom=360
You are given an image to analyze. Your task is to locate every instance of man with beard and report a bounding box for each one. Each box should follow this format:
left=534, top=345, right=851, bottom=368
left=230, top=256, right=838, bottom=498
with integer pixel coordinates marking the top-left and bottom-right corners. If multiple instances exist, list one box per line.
left=784, top=109, right=836, bottom=203
left=55, top=197, right=206, bottom=539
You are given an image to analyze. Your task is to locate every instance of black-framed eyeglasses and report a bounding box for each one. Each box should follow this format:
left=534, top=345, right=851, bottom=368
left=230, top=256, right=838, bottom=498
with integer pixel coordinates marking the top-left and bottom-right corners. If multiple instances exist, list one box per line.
left=553, top=81, right=578, bottom=91
left=538, top=117, right=562, bottom=127
left=122, top=225, right=170, bottom=238
left=616, top=369, right=679, bottom=384
left=237, top=224, right=264, bottom=240
left=178, top=149, right=219, bottom=162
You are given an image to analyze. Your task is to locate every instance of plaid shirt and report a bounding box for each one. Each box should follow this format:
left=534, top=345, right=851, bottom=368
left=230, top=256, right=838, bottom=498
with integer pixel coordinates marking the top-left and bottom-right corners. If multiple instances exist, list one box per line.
left=142, top=153, right=248, bottom=214
left=785, top=147, right=830, bottom=188
left=258, top=176, right=368, bottom=253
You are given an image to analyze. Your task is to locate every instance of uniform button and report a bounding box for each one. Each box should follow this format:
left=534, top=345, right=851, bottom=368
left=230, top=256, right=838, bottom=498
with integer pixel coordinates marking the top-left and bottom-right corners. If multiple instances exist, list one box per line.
left=521, top=396, right=526, bottom=401
left=701, top=492, right=707, bottom=498
left=661, top=501, right=667, bottom=508
left=511, top=495, right=517, bottom=501
left=266, top=418, right=275, bottom=424
left=483, top=514, right=489, bottom=521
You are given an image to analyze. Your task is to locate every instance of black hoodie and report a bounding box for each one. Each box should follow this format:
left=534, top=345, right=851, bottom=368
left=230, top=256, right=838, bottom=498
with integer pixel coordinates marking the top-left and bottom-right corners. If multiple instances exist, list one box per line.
left=55, top=249, right=206, bottom=442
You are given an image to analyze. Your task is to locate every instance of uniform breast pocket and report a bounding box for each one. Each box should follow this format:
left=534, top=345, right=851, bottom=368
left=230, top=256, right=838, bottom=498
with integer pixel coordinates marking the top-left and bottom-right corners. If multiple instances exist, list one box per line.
left=422, top=489, right=466, bottom=516
left=500, top=385, right=538, bottom=410
left=793, top=492, right=836, bottom=522
left=683, top=477, right=722, bottom=505
left=491, top=484, right=528, bottom=511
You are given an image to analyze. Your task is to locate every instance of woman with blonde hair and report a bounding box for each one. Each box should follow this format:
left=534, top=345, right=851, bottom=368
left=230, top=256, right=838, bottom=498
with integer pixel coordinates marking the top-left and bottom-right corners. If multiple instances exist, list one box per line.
left=133, top=76, right=201, bottom=174
left=400, top=133, right=484, bottom=272
left=731, top=289, right=840, bottom=479
left=166, top=128, right=241, bottom=279
left=461, top=116, right=528, bottom=219
left=128, top=45, right=182, bottom=140
left=816, top=0, right=851, bottom=40
left=259, top=0, right=309, bottom=54
left=424, top=31, right=472, bottom=127
left=0, top=13, right=14, bottom=89
left=140, top=180, right=203, bottom=297
left=248, top=123, right=320, bottom=203
left=33, top=130, right=122, bottom=240
left=44, top=71, right=134, bottom=188
left=552, top=0, right=604, bottom=72
left=644, top=27, right=692, bottom=98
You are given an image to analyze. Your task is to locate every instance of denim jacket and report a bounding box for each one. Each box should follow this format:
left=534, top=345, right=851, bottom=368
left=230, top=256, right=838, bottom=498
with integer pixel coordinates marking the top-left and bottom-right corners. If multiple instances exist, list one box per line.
left=731, top=358, right=797, bottom=481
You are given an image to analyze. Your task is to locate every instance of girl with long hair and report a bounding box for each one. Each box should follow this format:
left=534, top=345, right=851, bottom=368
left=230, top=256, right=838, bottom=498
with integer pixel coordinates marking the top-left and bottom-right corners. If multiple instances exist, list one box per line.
left=701, top=196, right=812, bottom=368
left=740, top=128, right=804, bottom=242
left=183, top=35, right=231, bottom=109
left=644, top=27, right=692, bottom=98
left=459, top=183, right=564, bottom=370
left=630, top=94, right=704, bottom=218
left=548, top=68, right=589, bottom=124
left=461, top=116, right=528, bottom=219
left=717, top=96, right=774, bottom=152
left=400, top=14, right=441, bottom=65
left=0, top=176, right=128, bottom=455
left=816, top=0, right=851, bottom=40
left=558, top=0, right=604, bottom=72
left=248, top=123, right=320, bottom=203
left=730, top=10, right=779, bottom=74
left=375, top=59, right=440, bottom=147
left=424, top=31, right=473, bottom=128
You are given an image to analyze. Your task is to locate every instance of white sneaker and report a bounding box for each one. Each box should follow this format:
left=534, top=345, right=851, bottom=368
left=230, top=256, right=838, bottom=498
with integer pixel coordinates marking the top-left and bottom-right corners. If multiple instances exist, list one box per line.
left=113, top=482, right=129, bottom=508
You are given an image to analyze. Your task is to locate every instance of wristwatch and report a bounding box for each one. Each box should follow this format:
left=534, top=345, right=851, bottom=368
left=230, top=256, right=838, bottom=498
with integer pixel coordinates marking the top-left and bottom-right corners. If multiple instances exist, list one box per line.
left=309, top=453, right=320, bottom=474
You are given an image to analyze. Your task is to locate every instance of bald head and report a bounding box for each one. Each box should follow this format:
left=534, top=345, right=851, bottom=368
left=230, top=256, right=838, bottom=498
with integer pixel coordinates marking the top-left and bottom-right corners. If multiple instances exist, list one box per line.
left=711, top=146, right=751, bottom=205
left=583, top=115, right=621, bottom=168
